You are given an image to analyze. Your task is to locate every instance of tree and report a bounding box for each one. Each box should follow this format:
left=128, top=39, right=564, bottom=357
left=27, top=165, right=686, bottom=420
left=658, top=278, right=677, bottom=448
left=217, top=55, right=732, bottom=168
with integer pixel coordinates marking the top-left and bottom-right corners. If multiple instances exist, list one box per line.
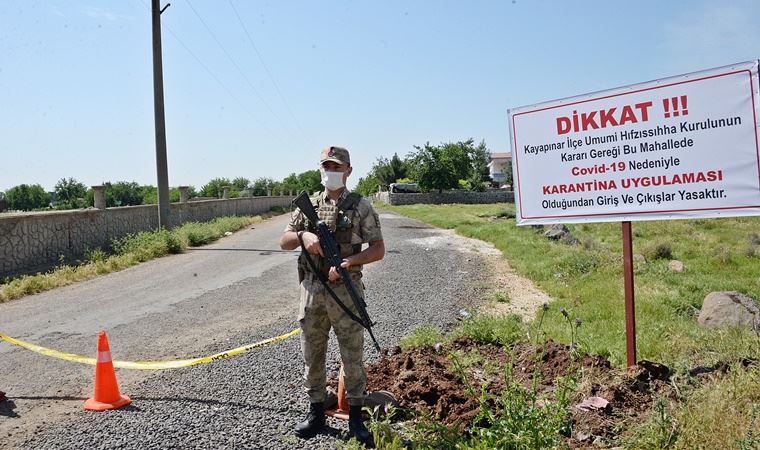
left=270, top=180, right=285, bottom=196
left=468, top=140, right=492, bottom=191
left=140, top=185, right=158, bottom=204
left=407, top=143, right=460, bottom=193
left=139, top=185, right=183, bottom=204
left=5, top=184, right=51, bottom=211
left=406, top=139, right=493, bottom=193
left=297, top=170, right=322, bottom=195
left=373, top=153, right=408, bottom=189
left=53, top=177, right=87, bottom=208
left=232, top=177, right=250, bottom=190
left=281, top=173, right=300, bottom=195
left=250, top=177, right=275, bottom=196
left=355, top=174, right=381, bottom=196
left=504, top=160, right=514, bottom=189
left=200, top=177, right=232, bottom=198
left=439, top=140, right=473, bottom=182
left=105, top=181, right=143, bottom=207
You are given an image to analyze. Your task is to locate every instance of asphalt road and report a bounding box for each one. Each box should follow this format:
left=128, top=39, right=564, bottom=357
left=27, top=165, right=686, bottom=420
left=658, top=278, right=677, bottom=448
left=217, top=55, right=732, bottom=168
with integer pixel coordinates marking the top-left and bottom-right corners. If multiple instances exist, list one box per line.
left=0, top=214, right=301, bottom=442
left=0, top=211, right=497, bottom=449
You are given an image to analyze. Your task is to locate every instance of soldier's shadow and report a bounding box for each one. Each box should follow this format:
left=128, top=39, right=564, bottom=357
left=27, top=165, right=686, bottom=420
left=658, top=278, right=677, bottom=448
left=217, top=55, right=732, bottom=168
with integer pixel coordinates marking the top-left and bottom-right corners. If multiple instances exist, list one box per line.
left=0, top=399, right=19, bottom=418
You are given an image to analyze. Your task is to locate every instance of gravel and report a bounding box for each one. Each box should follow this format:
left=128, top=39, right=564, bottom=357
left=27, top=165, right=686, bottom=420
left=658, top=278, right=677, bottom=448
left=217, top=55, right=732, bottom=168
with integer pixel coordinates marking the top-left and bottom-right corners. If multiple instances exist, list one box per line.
left=17, top=212, right=489, bottom=449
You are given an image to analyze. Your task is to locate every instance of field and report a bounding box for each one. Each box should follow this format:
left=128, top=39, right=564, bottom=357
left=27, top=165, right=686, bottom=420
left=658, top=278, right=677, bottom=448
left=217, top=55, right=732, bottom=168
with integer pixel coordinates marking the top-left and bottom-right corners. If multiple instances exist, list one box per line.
left=359, top=203, right=760, bottom=449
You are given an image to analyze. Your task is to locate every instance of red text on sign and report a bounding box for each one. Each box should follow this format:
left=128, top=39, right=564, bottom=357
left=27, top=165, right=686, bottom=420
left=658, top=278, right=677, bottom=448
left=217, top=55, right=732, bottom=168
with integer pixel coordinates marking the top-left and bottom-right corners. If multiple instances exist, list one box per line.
left=556, top=101, right=653, bottom=135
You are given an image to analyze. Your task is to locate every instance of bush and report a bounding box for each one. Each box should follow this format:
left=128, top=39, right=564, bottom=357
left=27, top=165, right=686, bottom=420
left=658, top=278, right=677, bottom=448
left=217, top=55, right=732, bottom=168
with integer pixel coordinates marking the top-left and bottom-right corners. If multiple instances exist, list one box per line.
left=642, top=241, right=673, bottom=261
left=453, top=313, right=524, bottom=346
left=112, top=229, right=185, bottom=261
left=178, top=222, right=218, bottom=247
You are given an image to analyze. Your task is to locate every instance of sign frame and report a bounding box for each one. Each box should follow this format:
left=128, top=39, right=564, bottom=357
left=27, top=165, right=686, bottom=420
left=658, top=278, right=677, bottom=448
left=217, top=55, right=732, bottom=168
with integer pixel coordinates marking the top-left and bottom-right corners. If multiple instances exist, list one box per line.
left=508, top=60, right=760, bottom=226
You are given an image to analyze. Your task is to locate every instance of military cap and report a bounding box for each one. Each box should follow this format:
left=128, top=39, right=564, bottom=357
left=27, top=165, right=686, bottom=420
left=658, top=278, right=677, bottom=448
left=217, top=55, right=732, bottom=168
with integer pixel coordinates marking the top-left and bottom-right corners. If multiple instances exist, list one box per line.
left=320, top=146, right=351, bottom=166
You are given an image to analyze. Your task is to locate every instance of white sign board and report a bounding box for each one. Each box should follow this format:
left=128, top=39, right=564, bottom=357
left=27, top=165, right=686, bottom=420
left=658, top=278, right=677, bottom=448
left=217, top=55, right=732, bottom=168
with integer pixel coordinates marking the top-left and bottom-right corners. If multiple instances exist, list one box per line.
left=508, top=61, right=760, bottom=225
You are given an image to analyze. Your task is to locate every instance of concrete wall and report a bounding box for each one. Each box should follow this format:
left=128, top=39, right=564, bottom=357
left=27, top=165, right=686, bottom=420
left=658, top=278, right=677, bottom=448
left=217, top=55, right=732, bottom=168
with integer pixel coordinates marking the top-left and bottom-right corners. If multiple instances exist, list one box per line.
left=0, top=196, right=292, bottom=279
left=374, top=189, right=514, bottom=205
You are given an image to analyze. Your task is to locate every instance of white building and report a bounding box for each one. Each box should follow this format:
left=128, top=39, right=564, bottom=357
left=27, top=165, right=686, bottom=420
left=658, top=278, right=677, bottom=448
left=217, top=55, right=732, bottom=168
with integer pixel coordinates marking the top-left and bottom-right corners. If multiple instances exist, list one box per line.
left=488, top=152, right=512, bottom=187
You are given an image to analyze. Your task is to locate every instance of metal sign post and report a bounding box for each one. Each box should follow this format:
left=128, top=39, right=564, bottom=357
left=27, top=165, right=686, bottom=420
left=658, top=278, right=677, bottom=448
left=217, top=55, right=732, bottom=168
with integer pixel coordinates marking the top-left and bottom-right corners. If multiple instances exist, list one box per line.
left=621, top=221, right=636, bottom=367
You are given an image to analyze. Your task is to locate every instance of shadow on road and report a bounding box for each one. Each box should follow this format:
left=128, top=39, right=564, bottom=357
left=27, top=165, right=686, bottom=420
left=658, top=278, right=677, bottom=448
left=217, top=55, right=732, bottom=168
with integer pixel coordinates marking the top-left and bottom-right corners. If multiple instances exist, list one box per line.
left=188, top=248, right=298, bottom=254
left=3, top=395, right=295, bottom=416
left=0, top=397, right=19, bottom=418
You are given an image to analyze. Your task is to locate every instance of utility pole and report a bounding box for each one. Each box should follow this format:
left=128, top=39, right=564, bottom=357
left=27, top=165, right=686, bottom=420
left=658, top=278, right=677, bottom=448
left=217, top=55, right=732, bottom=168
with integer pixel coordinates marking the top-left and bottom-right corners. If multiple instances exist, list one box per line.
left=152, top=0, right=171, bottom=228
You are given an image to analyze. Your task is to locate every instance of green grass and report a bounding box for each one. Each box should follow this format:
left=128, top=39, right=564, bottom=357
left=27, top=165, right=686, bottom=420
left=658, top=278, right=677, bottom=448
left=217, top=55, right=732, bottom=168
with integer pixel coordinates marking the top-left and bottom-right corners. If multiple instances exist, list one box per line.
left=450, top=313, right=525, bottom=347
left=380, top=202, right=760, bottom=449
left=399, top=325, right=445, bottom=351
left=382, top=203, right=760, bottom=368
left=0, top=214, right=267, bottom=302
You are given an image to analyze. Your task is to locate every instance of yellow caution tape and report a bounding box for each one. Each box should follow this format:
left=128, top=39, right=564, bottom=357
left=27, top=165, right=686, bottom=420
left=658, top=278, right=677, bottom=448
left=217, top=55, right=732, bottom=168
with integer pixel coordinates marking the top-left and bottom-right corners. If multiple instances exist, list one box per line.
left=0, top=328, right=301, bottom=370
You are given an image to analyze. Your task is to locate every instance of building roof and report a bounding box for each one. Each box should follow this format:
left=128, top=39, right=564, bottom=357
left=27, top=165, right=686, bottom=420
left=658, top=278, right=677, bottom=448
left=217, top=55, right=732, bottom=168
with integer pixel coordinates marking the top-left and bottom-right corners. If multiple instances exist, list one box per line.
left=490, top=152, right=512, bottom=160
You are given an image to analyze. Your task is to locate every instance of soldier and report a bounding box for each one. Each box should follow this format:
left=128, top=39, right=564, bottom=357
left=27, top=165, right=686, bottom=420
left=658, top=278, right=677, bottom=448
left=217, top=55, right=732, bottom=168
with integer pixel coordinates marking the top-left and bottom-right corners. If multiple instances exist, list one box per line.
left=279, top=146, right=385, bottom=444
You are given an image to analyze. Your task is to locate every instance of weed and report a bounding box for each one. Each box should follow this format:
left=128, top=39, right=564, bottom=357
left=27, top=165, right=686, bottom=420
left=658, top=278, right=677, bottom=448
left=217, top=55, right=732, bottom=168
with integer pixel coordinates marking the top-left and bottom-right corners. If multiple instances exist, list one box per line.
left=177, top=222, right=218, bottom=247
left=625, top=397, right=678, bottom=449
left=362, top=403, right=407, bottom=449
left=399, top=325, right=443, bottom=351
left=84, top=247, right=108, bottom=264
left=714, top=245, right=735, bottom=265
left=462, top=367, right=574, bottom=449
left=491, top=291, right=510, bottom=303
left=737, top=404, right=760, bottom=450
left=439, top=350, right=573, bottom=449
left=452, top=313, right=524, bottom=347
left=642, top=241, right=673, bottom=261
left=495, top=209, right=515, bottom=219
left=529, top=303, right=550, bottom=346
left=560, top=251, right=600, bottom=277
left=112, top=228, right=184, bottom=260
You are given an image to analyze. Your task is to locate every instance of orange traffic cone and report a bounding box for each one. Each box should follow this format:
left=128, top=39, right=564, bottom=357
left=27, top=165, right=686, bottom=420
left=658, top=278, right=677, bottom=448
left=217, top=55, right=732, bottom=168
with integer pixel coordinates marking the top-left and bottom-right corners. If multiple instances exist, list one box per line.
left=325, top=366, right=350, bottom=421
left=84, top=331, right=131, bottom=411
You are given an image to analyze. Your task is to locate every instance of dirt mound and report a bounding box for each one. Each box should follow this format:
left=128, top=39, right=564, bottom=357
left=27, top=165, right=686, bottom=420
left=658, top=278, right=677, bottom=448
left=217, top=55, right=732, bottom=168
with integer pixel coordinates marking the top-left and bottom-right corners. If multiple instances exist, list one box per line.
left=366, top=339, right=677, bottom=446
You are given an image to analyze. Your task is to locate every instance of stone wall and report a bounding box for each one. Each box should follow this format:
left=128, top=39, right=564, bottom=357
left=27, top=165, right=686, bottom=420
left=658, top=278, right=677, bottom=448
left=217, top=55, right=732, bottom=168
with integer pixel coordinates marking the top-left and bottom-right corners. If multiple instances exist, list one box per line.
left=0, top=196, right=292, bottom=279
left=374, top=190, right=514, bottom=205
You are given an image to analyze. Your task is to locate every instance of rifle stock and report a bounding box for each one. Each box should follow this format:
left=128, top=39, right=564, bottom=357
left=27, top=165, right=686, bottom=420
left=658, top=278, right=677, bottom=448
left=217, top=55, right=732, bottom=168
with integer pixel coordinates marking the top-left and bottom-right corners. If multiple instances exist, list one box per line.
left=293, top=192, right=381, bottom=351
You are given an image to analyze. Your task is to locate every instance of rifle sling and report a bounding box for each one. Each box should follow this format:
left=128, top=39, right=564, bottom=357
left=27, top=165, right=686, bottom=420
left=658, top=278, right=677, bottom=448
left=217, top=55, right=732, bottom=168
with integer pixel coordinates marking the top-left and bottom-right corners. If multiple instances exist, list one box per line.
left=297, top=231, right=367, bottom=328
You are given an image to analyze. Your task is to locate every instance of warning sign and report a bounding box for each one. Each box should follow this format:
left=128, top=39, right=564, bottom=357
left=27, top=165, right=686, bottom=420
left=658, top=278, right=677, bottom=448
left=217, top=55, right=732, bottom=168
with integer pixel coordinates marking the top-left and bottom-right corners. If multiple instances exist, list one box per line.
left=508, top=60, right=760, bottom=225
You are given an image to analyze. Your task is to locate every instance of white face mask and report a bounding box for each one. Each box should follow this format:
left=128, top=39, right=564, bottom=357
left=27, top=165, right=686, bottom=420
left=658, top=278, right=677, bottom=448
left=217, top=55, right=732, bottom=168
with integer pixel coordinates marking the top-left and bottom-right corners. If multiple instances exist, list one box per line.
left=321, top=170, right=345, bottom=190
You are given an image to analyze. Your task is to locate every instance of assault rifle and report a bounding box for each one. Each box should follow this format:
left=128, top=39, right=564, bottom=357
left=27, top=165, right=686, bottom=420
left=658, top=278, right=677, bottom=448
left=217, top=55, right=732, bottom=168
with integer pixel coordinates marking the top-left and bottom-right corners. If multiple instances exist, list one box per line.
left=293, top=192, right=381, bottom=352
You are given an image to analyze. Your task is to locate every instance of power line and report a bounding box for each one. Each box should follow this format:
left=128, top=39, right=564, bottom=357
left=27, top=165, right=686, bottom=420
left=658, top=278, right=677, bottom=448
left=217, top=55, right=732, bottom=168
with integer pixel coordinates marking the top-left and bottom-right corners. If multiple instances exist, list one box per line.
left=185, top=0, right=297, bottom=137
left=133, top=0, right=287, bottom=147
left=227, top=0, right=307, bottom=137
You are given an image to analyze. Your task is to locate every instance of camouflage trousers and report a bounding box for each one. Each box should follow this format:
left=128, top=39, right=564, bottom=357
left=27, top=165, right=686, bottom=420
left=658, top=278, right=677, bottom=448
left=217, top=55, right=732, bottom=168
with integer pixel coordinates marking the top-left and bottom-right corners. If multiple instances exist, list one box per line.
left=298, top=274, right=366, bottom=406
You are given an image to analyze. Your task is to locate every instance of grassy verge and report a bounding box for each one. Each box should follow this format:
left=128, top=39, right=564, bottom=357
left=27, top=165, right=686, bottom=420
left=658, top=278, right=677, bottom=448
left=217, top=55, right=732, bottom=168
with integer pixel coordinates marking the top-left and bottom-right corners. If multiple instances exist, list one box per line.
left=378, top=202, right=760, bottom=449
left=0, top=214, right=275, bottom=302
left=382, top=202, right=760, bottom=367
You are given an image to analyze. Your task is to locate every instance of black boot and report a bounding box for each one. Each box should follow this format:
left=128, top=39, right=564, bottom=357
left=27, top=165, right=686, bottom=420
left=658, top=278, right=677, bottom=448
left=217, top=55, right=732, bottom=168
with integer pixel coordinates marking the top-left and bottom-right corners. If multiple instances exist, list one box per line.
left=294, top=402, right=325, bottom=438
left=348, top=405, right=372, bottom=445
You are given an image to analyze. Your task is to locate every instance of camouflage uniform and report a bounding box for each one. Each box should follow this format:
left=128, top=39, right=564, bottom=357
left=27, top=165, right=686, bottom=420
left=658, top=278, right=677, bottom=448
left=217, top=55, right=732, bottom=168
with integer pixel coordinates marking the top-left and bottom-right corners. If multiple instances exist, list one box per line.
left=285, top=190, right=383, bottom=406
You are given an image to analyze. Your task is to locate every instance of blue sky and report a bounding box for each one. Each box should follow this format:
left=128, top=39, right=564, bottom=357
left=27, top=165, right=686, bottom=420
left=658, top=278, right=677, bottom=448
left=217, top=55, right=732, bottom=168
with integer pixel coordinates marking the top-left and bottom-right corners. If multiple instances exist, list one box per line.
left=2, top=0, right=760, bottom=192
